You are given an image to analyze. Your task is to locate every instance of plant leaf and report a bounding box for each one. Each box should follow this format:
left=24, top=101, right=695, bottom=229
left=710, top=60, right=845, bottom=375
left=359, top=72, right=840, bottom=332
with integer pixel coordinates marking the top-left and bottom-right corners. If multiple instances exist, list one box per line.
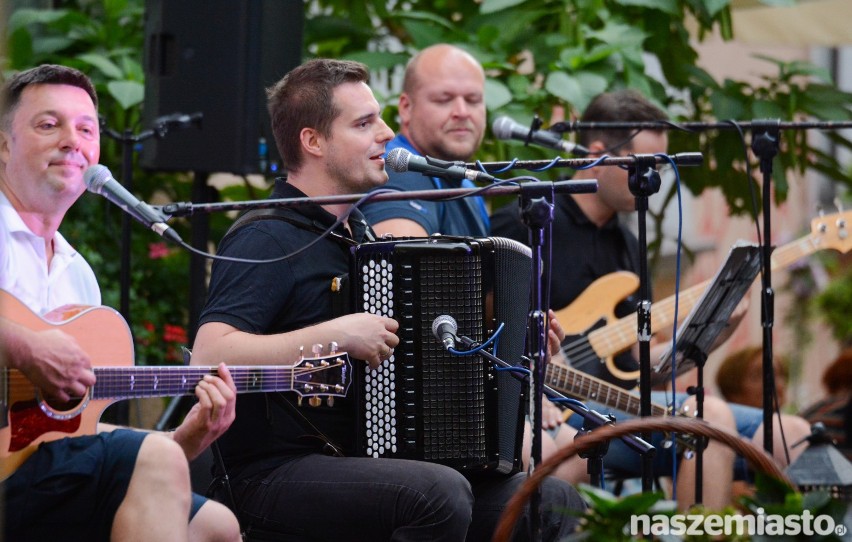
left=106, top=80, right=144, bottom=110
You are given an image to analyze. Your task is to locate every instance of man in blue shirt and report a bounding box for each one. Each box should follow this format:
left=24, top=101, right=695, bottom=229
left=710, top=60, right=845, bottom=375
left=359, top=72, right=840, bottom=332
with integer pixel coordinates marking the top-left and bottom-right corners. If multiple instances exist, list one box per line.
left=362, top=44, right=490, bottom=237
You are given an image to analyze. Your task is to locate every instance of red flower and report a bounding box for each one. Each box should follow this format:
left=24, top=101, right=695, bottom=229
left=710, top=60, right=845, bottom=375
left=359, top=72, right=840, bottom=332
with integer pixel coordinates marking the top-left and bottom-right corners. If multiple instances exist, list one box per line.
left=163, top=324, right=188, bottom=344
left=148, top=242, right=171, bottom=260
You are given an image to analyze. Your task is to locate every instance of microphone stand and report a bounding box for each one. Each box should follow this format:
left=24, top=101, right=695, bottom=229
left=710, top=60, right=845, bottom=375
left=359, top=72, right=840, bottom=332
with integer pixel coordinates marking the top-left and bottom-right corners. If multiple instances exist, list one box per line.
left=452, top=334, right=656, bottom=489
left=160, top=179, right=597, bottom=217
left=751, top=121, right=780, bottom=456
left=482, top=118, right=852, bottom=465
left=546, top=118, right=852, bottom=459
left=98, top=112, right=200, bottom=427
left=518, top=181, right=553, bottom=541
left=626, top=157, right=664, bottom=494
left=99, top=112, right=202, bottom=327
left=160, top=154, right=697, bottom=218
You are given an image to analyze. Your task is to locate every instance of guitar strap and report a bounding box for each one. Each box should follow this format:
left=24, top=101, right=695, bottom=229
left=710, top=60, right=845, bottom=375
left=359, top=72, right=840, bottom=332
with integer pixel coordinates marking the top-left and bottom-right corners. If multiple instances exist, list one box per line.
left=219, top=207, right=353, bottom=458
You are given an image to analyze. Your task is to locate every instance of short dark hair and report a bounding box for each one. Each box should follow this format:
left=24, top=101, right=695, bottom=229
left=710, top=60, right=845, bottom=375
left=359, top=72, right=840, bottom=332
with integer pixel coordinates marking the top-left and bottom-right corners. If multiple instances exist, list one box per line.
left=266, top=58, right=370, bottom=172
left=1, top=64, right=98, bottom=130
left=579, top=89, right=667, bottom=152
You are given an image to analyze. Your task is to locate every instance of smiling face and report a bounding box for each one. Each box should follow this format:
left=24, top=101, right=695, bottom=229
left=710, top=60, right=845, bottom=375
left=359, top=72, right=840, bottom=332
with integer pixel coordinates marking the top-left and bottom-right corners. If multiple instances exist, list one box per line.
left=322, top=81, right=394, bottom=194
left=0, top=83, right=100, bottom=221
left=399, top=46, right=486, bottom=162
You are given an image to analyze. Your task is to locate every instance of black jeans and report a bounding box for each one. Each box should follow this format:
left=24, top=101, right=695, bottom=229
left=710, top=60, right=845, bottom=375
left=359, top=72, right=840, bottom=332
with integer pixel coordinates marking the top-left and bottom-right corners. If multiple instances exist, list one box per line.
left=229, top=454, right=585, bottom=541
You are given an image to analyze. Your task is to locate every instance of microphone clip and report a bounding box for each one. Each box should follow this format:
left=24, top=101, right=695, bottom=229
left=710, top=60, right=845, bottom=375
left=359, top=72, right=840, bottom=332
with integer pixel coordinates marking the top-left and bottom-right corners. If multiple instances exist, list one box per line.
left=525, top=115, right=545, bottom=147
left=424, top=155, right=467, bottom=171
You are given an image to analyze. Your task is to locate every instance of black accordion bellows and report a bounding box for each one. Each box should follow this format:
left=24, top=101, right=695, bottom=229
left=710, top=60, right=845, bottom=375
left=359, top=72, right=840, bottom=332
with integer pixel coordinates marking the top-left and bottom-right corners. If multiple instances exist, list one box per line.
left=350, top=236, right=532, bottom=474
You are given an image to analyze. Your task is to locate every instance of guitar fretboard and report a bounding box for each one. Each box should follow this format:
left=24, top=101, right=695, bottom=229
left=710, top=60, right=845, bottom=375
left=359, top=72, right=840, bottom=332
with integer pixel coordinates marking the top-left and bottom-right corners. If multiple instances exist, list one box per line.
left=90, top=366, right=298, bottom=400
left=545, top=363, right=668, bottom=417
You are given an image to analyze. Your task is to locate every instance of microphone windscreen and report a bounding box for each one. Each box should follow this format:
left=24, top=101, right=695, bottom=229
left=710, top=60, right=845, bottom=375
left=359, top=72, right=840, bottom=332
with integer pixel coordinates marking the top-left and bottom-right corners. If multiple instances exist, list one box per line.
left=491, top=116, right=516, bottom=140
left=84, top=164, right=111, bottom=193
left=384, top=147, right=410, bottom=173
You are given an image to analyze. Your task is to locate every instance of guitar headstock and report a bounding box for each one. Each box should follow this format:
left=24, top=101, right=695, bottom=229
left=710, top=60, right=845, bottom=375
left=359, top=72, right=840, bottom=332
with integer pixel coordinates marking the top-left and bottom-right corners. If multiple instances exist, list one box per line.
left=811, top=209, right=850, bottom=254
left=293, top=343, right=351, bottom=407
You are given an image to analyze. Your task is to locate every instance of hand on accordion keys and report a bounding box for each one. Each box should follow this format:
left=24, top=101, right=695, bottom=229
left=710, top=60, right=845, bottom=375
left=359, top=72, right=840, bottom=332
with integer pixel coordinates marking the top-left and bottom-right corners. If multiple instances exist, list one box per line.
left=323, top=313, right=399, bottom=369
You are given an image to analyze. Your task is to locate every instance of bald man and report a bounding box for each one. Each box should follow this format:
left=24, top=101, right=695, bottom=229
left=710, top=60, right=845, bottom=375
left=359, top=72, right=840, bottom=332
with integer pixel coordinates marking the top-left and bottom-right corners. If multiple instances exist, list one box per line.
left=362, top=44, right=490, bottom=237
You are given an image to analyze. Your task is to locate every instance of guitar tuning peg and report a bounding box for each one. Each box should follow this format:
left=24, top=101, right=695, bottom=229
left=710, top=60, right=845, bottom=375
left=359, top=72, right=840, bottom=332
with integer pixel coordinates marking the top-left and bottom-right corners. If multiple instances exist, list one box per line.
left=312, top=344, right=323, bottom=357
left=297, top=397, right=303, bottom=407
left=326, top=397, right=334, bottom=407
left=309, top=396, right=322, bottom=407
left=299, top=345, right=305, bottom=359
left=329, top=341, right=339, bottom=354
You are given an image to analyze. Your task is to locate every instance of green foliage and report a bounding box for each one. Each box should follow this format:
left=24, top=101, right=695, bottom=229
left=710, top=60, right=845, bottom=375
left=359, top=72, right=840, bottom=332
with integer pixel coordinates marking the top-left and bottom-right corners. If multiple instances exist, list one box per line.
left=566, top=484, right=675, bottom=541
left=309, top=0, right=852, bottom=211
left=813, top=261, right=852, bottom=346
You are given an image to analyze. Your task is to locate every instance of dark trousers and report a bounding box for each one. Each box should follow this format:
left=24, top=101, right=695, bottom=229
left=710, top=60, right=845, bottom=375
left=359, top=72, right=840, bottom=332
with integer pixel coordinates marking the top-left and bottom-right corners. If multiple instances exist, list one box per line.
left=228, top=454, right=585, bottom=541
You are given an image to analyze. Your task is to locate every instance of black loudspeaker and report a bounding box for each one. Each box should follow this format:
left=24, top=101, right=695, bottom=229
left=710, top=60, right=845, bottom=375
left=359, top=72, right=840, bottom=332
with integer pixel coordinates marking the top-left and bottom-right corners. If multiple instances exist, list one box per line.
left=141, top=0, right=302, bottom=174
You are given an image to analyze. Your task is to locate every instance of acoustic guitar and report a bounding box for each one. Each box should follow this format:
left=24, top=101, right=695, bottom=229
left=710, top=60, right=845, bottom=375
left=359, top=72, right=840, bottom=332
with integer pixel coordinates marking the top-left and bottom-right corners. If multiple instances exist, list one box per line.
left=0, top=289, right=350, bottom=482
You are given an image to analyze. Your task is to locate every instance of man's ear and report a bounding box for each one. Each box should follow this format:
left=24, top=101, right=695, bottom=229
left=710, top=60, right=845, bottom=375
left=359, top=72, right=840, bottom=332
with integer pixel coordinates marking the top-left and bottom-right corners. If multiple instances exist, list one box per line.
left=397, top=93, right=412, bottom=127
left=588, top=140, right=607, bottom=155
left=299, top=127, right=323, bottom=159
left=0, top=130, right=10, bottom=164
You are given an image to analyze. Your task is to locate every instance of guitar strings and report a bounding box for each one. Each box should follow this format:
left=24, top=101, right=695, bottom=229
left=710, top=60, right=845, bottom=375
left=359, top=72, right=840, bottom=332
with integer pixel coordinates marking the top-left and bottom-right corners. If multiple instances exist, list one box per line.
left=6, top=362, right=347, bottom=400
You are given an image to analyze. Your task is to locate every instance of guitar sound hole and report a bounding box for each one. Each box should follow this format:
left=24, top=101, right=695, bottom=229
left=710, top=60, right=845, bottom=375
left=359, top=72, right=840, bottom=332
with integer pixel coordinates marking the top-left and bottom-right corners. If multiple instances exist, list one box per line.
left=37, top=389, right=90, bottom=421
left=42, top=395, right=84, bottom=415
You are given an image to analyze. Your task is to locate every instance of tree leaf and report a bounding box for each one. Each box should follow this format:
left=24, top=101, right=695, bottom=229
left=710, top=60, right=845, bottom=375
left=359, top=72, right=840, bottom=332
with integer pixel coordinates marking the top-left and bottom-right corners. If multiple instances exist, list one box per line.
left=8, top=8, right=71, bottom=33
left=480, top=0, right=528, bottom=15
left=107, top=80, right=144, bottom=110
left=78, top=53, right=124, bottom=79
left=343, top=50, right=410, bottom=70
left=485, top=78, right=513, bottom=110
left=613, top=0, right=679, bottom=16
left=545, top=71, right=584, bottom=107
left=33, top=37, right=75, bottom=56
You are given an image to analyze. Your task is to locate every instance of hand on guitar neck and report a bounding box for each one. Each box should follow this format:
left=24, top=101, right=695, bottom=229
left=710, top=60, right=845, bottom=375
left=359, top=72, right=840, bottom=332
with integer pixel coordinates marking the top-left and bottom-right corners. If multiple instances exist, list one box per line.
left=169, top=363, right=237, bottom=460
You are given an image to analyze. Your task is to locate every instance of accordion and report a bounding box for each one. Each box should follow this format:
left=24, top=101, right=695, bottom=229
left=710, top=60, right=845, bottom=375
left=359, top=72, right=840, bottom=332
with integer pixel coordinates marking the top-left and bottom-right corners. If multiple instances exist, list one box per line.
left=350, top=236, right=532, bottom=474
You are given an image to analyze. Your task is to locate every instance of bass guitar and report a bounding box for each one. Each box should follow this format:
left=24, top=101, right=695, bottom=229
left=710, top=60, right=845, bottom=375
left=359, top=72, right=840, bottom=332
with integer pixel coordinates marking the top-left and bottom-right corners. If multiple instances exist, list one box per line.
left=0, top=290, right=350, bottom=482
left=553, top=209, right=851, bottom=383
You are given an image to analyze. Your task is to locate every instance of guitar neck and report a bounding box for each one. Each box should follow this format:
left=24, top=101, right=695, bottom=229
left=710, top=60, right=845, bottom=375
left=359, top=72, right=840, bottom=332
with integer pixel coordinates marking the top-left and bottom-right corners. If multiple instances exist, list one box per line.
left=90, top=366, right=295, bottom=400
left=545, top=363, right=668, bottom=417
left=587, top=233, right=824, bottom=357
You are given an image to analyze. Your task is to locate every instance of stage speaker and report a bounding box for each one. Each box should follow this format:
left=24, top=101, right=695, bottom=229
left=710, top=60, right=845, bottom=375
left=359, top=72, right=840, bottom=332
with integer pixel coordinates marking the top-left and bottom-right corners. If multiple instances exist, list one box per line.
left=140, top=0, right=302, bottom=174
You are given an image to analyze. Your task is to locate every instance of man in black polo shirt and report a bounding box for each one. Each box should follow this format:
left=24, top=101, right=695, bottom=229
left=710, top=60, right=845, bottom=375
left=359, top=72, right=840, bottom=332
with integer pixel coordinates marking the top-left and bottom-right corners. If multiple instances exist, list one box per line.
left=191, top=58, right=585, bottom=541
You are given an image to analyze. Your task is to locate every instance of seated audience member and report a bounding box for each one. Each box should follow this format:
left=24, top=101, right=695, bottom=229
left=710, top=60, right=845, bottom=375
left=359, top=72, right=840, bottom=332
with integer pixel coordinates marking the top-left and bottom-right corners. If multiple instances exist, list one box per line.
left=801, top=347, right=852, bottom=460
left=715, top=345, right=790, bottom=409
left=0, top=64, right=240, bottom=542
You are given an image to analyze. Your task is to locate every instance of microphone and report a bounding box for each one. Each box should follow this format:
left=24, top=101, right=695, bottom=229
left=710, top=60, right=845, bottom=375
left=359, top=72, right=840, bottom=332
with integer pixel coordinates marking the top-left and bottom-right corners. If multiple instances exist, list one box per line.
left=84, top=165, right=182, bottom=244
left=492, top=116, right=590, bottom=156
left=431, top=315, right=458, bottom=350
left=385, top=148, right=495, bottom=183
